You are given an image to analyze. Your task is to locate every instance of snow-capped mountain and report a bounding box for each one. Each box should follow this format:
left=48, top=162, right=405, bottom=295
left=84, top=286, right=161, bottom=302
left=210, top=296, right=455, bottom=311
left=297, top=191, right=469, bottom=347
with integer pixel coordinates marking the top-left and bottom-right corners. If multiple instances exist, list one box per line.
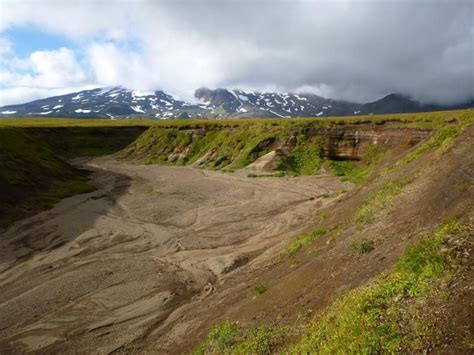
left=194, top=88, right=362, bottom=118
left=0, top=87, right=210, bottom=119
left=1, top=87, right=472, bottom=119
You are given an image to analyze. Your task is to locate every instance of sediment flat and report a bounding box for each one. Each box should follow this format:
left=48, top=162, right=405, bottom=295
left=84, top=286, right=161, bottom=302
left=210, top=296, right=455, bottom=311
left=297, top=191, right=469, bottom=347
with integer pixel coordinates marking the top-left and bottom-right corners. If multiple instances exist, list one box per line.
left=0, top=156, right=348, bottom=353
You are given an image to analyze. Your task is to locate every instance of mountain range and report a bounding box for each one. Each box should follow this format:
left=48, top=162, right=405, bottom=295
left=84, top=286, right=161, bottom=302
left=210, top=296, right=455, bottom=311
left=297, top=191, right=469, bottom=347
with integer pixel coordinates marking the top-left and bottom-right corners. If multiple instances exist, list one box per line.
left=1, top=87, right=472, bottom=119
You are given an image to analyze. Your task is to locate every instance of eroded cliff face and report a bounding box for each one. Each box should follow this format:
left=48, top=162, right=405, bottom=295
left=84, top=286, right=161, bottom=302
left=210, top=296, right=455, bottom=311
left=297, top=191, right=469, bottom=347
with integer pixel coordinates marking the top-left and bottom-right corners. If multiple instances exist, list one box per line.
left=124, top=124, right=433, bottom=171
left=313, top=127, right=432, bottom=160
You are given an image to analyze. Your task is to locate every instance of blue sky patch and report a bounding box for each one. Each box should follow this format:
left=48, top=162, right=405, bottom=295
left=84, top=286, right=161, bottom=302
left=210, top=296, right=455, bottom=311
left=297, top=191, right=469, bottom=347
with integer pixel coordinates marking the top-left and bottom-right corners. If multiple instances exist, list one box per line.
left=4, top=26, right=72, bottom=57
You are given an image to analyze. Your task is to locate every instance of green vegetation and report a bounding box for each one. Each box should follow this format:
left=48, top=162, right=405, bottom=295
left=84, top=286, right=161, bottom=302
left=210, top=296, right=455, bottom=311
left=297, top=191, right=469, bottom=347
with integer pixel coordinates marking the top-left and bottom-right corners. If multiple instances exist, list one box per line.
left=329, top=144, right=385, bottom=184
left=194, top=320, right=286, bottom=355
left=354, top=178, right=410, bottom=225
left=252, top=283, right=267, bottom=296
left=129, top=125, right=336, bottom=177
left=197, top=320, right=238, bottom=353
left=289, top=221, right=464, bottom=353
left=130, top=125, right=282, bottom=169
left=400, top=125, right=459, bottom=166
left=351, top=238, right=375, bottom=253
left=286, top=228, right=327, bottom=256
left=2, top=108, right=472, bottom=130
left=108, top=109, right=473, bottom=179
left=279, top=135, right=325, bottom=175
left=247, top=172, right=286, bottom=178
left=4, top=109, right=471, bottom=183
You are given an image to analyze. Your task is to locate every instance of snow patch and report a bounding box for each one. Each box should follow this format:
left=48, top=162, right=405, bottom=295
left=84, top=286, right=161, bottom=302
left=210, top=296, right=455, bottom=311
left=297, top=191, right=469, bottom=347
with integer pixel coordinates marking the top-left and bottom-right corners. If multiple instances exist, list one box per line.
left=71, top=94, right=83, bottom=101
left=53, top=105, right=64, bottom=109
left=294, top=95, right=308, bottom=101
left=1, top=110, right=16, bottom=114
left=39, top=111, right=52, bottom=115
left=229, top=90, right=239, bottom=100
left=74, top=109, right=91, bottom=113
left=132, top=90, right=155, bottom=99
left=316, top=111, right=324, bottom=116
left=130, top=105, right=145, bottom=113
left=269, top=110, right=290, bottom=118
left=237, top=94, right=249, bottom=102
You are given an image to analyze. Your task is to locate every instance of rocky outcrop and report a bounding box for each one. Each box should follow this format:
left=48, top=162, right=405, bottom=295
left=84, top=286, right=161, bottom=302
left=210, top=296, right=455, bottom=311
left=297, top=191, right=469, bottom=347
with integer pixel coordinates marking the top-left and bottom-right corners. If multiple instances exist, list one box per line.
left=314, top=127, right=432, bottom=160
left=247, top=150, right=284, bottom=171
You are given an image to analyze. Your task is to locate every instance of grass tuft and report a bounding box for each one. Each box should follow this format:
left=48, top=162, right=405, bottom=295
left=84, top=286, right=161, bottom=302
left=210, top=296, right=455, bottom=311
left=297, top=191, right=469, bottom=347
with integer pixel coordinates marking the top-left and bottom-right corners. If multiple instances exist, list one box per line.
left=351, top=238, right=375, bottom=254
left=286, top=228, right=327, bottom=256
left=252, top=283, right=267, bottom=296
left=354, top=178, right=410, bottom=225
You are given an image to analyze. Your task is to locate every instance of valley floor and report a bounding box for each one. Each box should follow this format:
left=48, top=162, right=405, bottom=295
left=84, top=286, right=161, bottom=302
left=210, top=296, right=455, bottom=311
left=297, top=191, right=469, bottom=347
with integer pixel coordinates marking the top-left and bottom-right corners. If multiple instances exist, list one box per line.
left=0, top=156, right=349, bottom=353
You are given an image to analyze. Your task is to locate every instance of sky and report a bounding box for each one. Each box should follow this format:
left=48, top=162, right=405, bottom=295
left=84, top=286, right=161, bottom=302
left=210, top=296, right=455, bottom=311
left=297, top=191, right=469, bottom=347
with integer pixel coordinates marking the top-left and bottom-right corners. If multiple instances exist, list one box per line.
left=0, top=0, right=473, bottom=106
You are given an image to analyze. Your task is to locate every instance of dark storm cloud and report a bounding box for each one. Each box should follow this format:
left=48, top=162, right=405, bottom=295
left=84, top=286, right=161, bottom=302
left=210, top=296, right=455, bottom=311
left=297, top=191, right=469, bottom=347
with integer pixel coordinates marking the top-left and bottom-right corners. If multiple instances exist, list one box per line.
left=1, top=0, right=473, bottom=104
left=155, top=0, right=474, bottom=104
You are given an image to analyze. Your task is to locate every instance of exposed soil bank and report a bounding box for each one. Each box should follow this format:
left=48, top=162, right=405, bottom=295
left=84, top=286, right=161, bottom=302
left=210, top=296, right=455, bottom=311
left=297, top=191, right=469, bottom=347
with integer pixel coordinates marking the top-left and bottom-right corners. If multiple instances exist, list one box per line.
left=0, top=157, right=349, bottom=353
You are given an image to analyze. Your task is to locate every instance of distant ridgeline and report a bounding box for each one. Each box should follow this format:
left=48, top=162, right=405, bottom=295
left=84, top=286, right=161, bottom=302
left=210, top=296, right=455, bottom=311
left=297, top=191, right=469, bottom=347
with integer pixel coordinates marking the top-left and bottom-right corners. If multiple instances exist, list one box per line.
left=1, top=87, right=473, bottom=119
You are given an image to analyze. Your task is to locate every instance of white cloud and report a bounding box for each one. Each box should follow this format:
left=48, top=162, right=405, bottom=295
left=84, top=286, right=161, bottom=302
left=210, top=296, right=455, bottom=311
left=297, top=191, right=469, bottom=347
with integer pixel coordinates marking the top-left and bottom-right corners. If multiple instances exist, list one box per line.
left=0, top=47, right=87, bottom=89
left=29, top=47, right=86, bottom=87
left=0, top=36, right=12, bottom=56
left=0, top=0, right=473, bottom=105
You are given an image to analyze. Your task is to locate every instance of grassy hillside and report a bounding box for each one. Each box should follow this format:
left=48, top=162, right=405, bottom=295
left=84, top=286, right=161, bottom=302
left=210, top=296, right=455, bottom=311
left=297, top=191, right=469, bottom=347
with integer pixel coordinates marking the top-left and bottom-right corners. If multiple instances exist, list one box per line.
left=123, top=109, right=473, bottom=182
left=189, top=112, right=473, bottom=353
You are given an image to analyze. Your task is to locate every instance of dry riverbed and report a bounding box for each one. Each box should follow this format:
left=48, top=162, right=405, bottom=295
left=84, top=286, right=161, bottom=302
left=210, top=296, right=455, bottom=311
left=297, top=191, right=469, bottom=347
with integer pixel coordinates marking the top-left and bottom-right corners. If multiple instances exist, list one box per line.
left=0, top=156, right=349, bottom=353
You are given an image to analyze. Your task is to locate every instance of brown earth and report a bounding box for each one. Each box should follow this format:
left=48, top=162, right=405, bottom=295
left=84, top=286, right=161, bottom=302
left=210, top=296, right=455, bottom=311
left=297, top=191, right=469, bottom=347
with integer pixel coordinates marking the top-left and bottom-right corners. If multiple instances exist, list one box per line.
left=0, top=156, right=349, bottom=353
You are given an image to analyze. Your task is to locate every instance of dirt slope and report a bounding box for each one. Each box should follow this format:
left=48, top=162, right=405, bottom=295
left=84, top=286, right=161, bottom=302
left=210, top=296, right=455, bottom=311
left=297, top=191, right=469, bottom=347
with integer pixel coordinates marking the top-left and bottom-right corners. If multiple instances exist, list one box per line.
left=171, top=125, right=473, bottom=354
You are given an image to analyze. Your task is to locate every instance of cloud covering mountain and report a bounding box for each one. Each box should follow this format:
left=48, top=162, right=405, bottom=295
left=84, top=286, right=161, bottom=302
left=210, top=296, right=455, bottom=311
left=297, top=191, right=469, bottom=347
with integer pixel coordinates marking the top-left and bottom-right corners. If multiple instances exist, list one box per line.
left=0, top=0, right=473, bottom=106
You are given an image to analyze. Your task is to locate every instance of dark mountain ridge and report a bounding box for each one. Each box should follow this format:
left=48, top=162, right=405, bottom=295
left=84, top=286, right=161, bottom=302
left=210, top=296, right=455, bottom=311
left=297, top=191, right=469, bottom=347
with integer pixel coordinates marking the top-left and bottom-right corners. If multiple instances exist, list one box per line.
left=0, top=87, right=472, bottom=119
